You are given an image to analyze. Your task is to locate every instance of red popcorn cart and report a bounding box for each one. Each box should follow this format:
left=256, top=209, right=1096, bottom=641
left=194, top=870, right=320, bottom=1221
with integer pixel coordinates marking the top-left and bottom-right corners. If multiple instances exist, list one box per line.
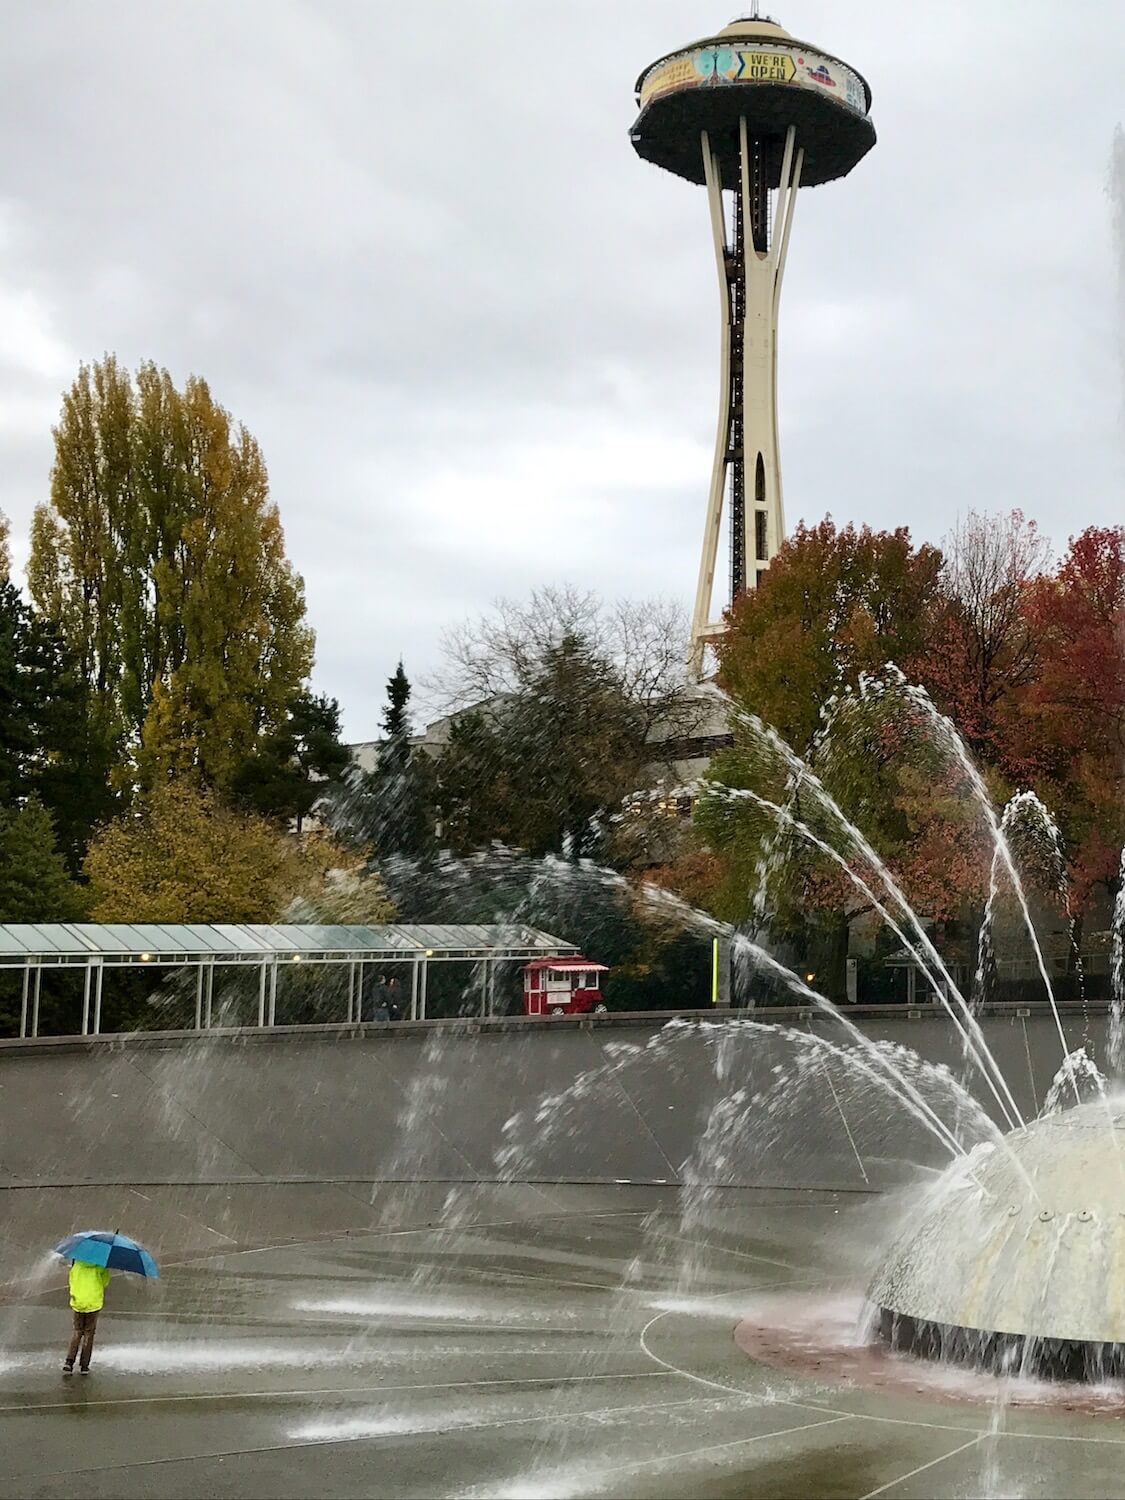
left=522, top=958, right=609, bottom=1017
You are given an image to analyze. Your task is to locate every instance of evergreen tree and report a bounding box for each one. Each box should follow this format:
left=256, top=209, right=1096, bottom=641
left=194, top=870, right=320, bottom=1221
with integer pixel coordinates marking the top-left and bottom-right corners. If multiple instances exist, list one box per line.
left=232, top=692, right=351, bottom=830
left=0, top=582, right=113, bottom=870
left=361, top=663, right=435, bottom=859
left=433, top=632, right=648, bottom=861
left=383, top=662, right=410, bottom=741
left=0, top=799, right=87, bottom=1036
left=505, top=634, right=647, bottom=858
left=0, top=800, right=85, bottom=922
left=23, top=612, right=121, bottom=871
left=0, top=580, right=36, bottom=805
left=435, top=710, right=518, bottom=853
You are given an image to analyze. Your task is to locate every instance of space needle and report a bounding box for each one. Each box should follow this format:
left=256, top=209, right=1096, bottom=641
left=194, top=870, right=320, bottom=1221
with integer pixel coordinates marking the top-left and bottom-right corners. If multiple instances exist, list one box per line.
left=630, top=9, right=876, bottom=675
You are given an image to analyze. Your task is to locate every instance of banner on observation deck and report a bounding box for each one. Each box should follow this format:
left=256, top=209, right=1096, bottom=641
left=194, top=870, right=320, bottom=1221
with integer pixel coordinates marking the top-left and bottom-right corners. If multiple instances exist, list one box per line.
left=639, top=43, right=868, bottom=119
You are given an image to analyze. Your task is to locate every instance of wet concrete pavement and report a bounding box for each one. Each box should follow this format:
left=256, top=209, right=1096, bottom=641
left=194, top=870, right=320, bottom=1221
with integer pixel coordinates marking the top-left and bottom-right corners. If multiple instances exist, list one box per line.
left=2, top=1185, right=1125, bottom=1498
left=2, top=1016, right=1122, bottom=1496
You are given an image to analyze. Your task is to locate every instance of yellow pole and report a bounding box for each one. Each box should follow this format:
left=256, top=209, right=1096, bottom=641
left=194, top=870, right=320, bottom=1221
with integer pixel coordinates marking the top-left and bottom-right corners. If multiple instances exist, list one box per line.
left=712, top=938, right=719, bottom=1006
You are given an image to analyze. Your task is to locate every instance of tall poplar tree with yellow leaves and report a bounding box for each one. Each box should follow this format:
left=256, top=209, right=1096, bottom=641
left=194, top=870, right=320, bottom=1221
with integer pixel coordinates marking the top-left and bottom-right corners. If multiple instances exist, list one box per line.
left=29, top=356, right=314, bottom=791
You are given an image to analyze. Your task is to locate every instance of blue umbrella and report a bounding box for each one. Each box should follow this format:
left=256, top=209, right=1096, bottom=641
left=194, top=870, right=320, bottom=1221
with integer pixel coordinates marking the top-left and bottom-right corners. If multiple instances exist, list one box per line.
left=54, top=1230, right=160, bottom=1279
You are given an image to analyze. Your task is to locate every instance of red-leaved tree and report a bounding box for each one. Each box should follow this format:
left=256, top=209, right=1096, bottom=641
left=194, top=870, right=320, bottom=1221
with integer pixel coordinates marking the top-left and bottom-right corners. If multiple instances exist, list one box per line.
left=910, top=510, right=1051, bottom=765
left=1018, top=526, right=1125, bottom=903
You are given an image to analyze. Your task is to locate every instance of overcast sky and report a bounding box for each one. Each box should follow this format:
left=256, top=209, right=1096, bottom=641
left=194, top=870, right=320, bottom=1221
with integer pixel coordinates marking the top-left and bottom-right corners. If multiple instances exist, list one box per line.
left=2, top=1, right=1122, bottom=740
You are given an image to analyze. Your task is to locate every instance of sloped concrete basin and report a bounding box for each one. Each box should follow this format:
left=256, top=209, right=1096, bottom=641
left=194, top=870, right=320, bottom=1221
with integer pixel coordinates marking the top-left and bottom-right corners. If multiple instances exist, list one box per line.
left=871, top=1102, right=1125, bottom=1377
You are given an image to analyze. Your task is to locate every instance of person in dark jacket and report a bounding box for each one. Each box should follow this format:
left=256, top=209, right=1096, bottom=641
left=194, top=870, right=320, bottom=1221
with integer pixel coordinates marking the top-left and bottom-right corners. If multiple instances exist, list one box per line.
left=385, top=976, right=403, bottom=1021
left=368, top=974, right=391, bottom=1022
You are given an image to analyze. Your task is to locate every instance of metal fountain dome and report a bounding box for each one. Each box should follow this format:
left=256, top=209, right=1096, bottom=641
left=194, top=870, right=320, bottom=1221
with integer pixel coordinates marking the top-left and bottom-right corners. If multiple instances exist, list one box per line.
left=631, top=11, right=875, bottom=189
left=871, top=1103, right=1125, bottom=1375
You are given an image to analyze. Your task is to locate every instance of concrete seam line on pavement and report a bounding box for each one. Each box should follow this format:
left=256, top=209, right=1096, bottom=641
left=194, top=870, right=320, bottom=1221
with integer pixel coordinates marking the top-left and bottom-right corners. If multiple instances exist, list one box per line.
left=858, top=1435, right=985, bottom=1500
left=0, top=1390, right=757, bottom=1483
left=0, top=1369, right=678, bottom=1417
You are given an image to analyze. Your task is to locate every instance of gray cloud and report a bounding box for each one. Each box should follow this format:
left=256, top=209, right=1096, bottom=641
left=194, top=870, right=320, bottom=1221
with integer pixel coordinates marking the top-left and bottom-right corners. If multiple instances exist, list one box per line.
left=1, top=1, right=1122, bottom=738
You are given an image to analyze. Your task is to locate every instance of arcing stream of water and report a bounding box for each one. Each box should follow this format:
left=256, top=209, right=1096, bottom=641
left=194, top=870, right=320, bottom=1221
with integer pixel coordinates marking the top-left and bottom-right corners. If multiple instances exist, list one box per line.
left=697, top=677, right=1125, bottom=1381
left=890, top=672, right=1079, bottom=1081
left=1110, top=845, right=1125, bottom=1069
left=698, top=680, right=1038, bottom=1109
left=475, top=665, right=1124, bottom=1394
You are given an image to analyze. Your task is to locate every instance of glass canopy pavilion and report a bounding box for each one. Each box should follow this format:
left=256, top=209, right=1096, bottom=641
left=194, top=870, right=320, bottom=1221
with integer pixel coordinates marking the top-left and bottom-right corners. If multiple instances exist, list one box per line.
left=1, top=923, right=578, bottom=1038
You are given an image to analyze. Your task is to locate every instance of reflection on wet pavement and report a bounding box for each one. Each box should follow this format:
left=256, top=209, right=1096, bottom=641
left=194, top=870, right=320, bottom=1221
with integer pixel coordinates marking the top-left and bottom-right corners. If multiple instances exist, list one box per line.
left=2, top=1187, right=1125, bottom=1498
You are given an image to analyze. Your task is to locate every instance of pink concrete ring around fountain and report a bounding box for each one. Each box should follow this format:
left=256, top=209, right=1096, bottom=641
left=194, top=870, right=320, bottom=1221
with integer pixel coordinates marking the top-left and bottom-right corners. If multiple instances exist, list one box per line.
left=732, top=1289, right=1125, bottom=1415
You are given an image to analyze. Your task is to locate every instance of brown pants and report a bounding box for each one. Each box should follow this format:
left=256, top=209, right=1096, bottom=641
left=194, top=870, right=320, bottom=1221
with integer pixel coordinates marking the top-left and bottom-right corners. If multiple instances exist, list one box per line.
left=65, top=1310, right=98, bottom=1370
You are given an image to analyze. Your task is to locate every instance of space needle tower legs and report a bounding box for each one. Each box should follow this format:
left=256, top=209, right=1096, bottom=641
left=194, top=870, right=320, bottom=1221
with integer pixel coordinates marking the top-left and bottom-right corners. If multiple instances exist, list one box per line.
left=691, top=122, right=803, bottom=677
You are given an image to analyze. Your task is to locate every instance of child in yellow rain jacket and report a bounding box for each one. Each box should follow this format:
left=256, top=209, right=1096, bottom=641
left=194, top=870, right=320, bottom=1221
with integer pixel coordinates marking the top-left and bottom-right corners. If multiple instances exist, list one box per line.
left=63, top=1261, right=111, bottom=1375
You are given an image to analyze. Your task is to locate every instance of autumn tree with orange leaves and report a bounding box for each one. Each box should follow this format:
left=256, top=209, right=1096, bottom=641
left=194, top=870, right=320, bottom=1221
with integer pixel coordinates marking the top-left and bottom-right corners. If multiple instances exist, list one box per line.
left=716, top=519, right=942, bottom=750
left=677, top=512, right=1123, bottom=998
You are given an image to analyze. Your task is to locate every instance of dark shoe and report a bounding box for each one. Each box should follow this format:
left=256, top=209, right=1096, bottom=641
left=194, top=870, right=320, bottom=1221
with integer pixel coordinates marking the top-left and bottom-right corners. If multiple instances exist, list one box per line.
left=78, top=1367, right=90, bottom=1376
left=62, top=1362, right=73, bottom=1376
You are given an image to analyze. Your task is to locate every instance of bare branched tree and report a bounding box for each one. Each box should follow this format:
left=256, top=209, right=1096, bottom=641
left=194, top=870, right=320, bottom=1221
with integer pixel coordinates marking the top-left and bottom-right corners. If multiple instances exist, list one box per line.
left=427, top=587, right=708, bottom=743
left=942, top=509, right=1052, bottom=709
left=428, top=586, right=601, bottom=708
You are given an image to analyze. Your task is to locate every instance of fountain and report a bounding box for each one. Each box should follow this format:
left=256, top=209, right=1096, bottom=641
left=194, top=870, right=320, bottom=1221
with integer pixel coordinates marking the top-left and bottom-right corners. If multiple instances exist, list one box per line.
left=356, top=668, right=1125, bottom=1404
left=870, top=1102, right=1125, bottom=1380
left=0, top=683, right=1121, bottom=1495
left=653, top=671, right=1125, bottom=1388
left=322, top=642, right=1125, bottom=1411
